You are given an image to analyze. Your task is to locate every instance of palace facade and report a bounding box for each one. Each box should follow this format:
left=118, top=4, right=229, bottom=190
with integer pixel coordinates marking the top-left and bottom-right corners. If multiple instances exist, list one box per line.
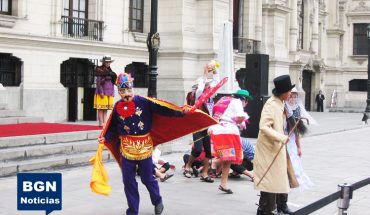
left=0, top=0, right=369, bottom=122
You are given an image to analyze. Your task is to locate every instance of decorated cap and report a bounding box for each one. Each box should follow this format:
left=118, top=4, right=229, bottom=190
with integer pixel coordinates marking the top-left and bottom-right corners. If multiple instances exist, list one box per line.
left=116, top=73, right=134, bottom=89
left=100, top=55, right=114, bottom=63
left=234, top=89, right=253, bottom=101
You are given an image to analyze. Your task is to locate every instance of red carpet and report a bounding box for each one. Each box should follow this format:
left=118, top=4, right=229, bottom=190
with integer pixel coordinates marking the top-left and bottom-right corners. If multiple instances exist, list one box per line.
left=0, top=123, right=101, bottom=137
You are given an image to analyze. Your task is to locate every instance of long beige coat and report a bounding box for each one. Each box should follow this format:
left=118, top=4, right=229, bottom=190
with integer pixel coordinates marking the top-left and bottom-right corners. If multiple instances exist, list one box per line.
left=253, top=96, right=298, bottom=193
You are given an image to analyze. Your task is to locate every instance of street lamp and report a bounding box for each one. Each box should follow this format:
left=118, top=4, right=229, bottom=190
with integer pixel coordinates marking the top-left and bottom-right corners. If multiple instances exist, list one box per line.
left=365, top=24, right=370, bottom=112
left=147, top=0, right=159, bottom=98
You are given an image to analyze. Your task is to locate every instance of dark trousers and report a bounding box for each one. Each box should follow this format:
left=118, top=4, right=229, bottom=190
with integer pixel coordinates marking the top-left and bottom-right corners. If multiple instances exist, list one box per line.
left=191, top=129, right=212, bottom=158
left=230, top=158, right=253, bottom=174
left=317, top=102, right=324, bottom=112
left=257, top=192, right=288, bottom=215
left=121, top=156, right=162, bottom=215
left=183, top=154, right=203, bottom=168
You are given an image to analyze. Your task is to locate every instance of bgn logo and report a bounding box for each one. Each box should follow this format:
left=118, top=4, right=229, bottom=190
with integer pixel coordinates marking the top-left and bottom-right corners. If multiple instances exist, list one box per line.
left=17, top=173, right=62, bottom=215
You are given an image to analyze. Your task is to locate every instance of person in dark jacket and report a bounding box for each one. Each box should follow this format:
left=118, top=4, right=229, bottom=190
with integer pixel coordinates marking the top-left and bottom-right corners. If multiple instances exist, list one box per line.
left=315, top=90, right=325, bottom=112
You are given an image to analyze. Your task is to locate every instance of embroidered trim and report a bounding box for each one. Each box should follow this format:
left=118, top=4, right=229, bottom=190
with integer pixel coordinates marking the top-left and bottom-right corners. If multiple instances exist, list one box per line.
left=120, top=134, right=153, bottom=160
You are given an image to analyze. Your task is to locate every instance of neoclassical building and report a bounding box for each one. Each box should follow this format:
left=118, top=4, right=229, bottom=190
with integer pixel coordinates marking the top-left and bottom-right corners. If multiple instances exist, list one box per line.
left=0, top=0, right=369, bottom=122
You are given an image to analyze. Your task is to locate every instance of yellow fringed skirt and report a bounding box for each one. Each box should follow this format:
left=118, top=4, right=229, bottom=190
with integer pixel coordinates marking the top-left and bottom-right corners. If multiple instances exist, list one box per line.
left=94, top=94, right=114, bottom=110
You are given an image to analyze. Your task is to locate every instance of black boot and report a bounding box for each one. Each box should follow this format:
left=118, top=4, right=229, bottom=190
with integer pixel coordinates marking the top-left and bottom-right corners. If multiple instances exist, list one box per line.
left=276, top=194, right=293, bottom=214
left=154, top=202, right=164, bottom=215
left=256, top=192, right=277, bottom=215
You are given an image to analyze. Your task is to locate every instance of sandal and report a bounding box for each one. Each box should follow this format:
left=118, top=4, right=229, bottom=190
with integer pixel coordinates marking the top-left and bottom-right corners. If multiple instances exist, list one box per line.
left=183, top=169, right=192, bottom=178
left=246, top=172, right=254, bottom=181
left=219, top=185, right=233, bottom=194
left=200, top=175, right=214, bottom=183
left=160, top=173, right=174, bottom=182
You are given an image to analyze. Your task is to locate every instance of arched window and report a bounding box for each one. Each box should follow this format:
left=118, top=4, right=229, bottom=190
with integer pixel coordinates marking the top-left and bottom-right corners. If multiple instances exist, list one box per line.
left=0, top=53, right=22, bottom=86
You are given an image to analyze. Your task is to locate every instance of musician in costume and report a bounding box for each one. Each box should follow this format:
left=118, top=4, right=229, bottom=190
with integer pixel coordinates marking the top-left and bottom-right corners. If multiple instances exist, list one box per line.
left=94, top=55, right=117, bottom=127
left=94, top=72, right=217, bottom=215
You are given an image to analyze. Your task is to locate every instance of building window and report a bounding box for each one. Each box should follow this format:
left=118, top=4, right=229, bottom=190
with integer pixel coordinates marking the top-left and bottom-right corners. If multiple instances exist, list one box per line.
left=353, top=23, right=369, bottom=55
left=297, top=1, right=304, bottom=50
left=63, top=0, right=87, bottom=19
left=62, top=0, right=104, bottom=41
left=0, top=0, right=11, bottom=15
left=0, top=53, right=22, bottom=87
left=129, top=0, right=144, bottom=32
left=349, top=79, right=367, bottom=92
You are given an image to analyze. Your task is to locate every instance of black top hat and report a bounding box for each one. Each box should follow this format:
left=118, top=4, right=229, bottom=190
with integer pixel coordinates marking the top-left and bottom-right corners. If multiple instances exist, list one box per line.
left=272, top=75, right=295, bottom=95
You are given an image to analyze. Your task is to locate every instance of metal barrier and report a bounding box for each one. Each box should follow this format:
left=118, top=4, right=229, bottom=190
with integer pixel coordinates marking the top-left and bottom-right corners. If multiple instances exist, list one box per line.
left=292, top=177, right=370, bottom=215
left=61, top=16, right=104, bottom=41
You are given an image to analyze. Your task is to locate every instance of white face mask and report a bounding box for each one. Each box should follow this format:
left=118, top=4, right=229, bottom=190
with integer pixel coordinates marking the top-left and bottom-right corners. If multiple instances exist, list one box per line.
left=118, top=88, right=134, bottom=102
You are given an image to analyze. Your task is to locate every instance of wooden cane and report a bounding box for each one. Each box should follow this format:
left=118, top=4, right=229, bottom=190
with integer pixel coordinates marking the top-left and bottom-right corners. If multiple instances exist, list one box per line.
left=188, top=134, right=210, bottom=145
left=256, top=117, right=309, bottom=186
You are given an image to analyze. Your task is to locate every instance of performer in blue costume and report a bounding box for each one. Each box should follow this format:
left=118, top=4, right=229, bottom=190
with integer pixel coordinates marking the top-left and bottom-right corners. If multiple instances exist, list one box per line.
left=98, top=73, right=216, bottom=215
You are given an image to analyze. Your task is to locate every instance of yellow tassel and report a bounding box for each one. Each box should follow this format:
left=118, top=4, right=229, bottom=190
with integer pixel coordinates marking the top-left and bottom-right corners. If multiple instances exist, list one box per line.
left=89, top=143, right=111, bottom=196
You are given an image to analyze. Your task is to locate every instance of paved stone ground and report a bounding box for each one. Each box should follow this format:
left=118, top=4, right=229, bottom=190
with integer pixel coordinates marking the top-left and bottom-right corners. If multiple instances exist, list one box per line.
left=0, top=112, right=369, bottom=215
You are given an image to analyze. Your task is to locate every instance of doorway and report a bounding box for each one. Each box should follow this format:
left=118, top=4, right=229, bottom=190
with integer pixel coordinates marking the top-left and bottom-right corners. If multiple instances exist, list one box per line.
left=60, top=58, right=96, bottom=121
left=302, top=70, right=312, bottom=111
left=125, top=62, right=149, bottom=88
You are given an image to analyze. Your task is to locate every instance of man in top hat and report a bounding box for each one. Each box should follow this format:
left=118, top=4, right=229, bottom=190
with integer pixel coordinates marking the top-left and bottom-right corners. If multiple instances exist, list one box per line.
left=96, top=73, right=217, bottom=215
left=94, top=55, right=117, bottom=127
left=253, top=75, right=298, bottom=215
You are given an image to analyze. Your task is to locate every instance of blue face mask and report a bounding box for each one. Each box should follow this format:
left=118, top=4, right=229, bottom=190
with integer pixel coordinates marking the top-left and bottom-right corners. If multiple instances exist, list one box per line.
left=118, top=81, right=134, bottom=89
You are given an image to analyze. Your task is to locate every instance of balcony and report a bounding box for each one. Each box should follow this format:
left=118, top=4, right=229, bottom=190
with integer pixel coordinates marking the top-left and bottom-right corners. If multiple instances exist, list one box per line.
left=61, top=16, right=103, bottom=41
left=233, top=37, right=261, bottom=54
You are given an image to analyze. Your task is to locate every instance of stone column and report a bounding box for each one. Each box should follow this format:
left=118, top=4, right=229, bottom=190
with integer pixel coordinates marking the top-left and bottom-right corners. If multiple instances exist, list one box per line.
left=0, top=83, right=7, bottom=109
left=50, top=0, right=62, bottom=37
left=255, top=0, right=262, bottom=53
left=311, top=0, right=319, bottom=53
left=289, top=0, right=298, bottom=52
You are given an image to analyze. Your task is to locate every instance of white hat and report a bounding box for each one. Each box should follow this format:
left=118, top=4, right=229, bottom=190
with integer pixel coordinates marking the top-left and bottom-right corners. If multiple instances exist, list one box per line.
left=100, top=55, right=114, bottom=63
left=291, top=87, right=298, bottom=93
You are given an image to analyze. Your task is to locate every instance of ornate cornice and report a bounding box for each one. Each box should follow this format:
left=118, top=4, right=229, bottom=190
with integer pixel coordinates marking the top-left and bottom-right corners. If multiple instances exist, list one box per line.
left=0, top=32, right=147, bottom=56
left=346, top=9, right=370, bottom=25
left=326, top=28, right=345, bottom=35
left=132, top=32, right=147, bottom=43
left=349, top=55, right=368, bottom=66
left=262, top=4, right=292, bottom=14
left=351, top=0, right=370, bottom=12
